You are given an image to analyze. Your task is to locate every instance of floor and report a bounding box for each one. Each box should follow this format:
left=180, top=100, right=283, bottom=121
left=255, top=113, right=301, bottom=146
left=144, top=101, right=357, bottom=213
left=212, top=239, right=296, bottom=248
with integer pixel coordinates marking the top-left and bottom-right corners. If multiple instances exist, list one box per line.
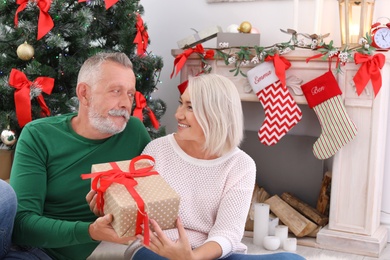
left=89, top=236, right=390, bottom=260
left=242, top=236, right=390, bottom=260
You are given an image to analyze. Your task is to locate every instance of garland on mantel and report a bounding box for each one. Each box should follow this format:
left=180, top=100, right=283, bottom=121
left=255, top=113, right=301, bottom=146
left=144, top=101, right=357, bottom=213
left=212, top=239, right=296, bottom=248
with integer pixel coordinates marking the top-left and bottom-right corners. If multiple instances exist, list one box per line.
left=171, top=28, right=386, bottom=98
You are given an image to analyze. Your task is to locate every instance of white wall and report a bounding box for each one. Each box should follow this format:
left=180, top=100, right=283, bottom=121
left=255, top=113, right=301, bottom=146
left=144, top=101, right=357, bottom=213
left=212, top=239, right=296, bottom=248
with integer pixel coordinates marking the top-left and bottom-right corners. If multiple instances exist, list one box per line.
left=141, top=0, right=390, bottom=235
left=142, top=0, right=388, bottom=134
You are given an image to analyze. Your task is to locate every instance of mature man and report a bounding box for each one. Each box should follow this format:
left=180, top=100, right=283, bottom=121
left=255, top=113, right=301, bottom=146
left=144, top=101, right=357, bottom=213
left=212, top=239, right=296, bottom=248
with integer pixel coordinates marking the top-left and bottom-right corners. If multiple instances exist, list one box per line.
left=7, top=52, right=151, bottom=259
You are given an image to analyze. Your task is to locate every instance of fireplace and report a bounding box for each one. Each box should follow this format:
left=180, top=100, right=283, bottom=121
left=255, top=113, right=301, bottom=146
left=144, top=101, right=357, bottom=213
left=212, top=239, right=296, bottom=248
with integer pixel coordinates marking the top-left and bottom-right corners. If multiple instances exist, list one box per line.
left=172, top=49, right=390, bottom=257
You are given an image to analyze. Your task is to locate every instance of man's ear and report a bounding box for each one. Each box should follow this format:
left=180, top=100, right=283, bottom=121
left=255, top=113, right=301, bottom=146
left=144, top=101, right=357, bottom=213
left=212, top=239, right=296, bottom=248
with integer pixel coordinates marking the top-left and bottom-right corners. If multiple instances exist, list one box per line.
left=76, top=83, right=90, bottom=106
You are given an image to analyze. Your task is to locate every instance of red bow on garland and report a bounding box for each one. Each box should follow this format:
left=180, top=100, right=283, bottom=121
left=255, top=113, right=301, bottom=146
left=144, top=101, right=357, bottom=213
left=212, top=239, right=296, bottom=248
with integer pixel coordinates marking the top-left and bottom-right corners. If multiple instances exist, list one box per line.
left=133, top=91, right=159, bottom=129
left=81, top=155, right=158, bottom=246
left=133, top=13, right=149, bottom=57
left=78, top=0, right=118, bottom=9
left=353, top=53, right=385, bottom=97
left=14, top=0, right=54, bottom=40
left=265, top=54, right=291, bottom=87
left=8, top=69, right=54, bottom=127
left=171, top=44, right=214, bottom=78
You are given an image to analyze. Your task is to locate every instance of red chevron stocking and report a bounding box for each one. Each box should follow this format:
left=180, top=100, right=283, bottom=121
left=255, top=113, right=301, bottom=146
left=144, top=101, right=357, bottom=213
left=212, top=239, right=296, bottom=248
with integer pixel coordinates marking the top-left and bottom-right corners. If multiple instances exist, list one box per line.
left=247, top=62, right=302, bottom=146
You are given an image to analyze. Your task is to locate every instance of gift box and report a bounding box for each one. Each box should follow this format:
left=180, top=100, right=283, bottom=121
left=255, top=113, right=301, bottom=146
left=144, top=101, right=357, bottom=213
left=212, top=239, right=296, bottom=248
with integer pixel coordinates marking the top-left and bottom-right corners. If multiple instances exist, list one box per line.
left=0, top=148, right=14, bottom=181
left=216, top=32, right=260, bottom=48
left=177, top=26, right=222, bottom=49
left=85, top=155, right=180, bottom=238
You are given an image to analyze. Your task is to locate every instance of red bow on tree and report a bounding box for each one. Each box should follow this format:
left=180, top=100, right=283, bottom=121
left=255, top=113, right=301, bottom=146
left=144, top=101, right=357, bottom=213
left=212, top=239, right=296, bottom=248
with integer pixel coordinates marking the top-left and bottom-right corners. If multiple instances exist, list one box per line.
left=14, top=0, right=54, bottom=40
left=171, top=44, right=214, bottom=78
left=78, top=0, right=118, bottom=9
left=265, top=54, right=291, bottom=87
left=353, top=53, right=386, bottom=97
left=133, top=91, right=159, bottom=129
left=133, top=13, right=149, bottom=57
left=8, top=69, right=54, bottom=127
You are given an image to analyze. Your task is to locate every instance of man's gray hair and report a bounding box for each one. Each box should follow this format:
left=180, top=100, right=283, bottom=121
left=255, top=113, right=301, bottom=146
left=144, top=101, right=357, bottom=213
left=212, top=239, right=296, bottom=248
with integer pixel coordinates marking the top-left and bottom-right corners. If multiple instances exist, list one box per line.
left=77, top=52, right=133, bottom=87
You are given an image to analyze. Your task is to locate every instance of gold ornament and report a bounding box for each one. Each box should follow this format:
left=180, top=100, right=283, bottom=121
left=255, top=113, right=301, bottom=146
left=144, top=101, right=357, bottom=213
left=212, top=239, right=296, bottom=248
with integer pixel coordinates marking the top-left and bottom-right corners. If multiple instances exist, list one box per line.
left=1, top=129, right=17, bottom=146
left=17, top=41, right=35, bottom=61
left=238, top=21, right=252, bottom=33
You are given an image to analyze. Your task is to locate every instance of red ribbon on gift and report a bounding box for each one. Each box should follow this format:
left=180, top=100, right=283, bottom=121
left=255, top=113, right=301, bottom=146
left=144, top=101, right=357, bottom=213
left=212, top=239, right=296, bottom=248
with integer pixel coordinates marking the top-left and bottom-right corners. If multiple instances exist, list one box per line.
left=265, top=54, right=291, bottom=87
left=133, top=13, right=149, bottom=57
left=81, top=155, right=158, bottom=246
left=171, top=44, right=214, bottom=78
left=78, top=0, right=118, bottom=9
left=133, top=91, right=159, bottom=129
left=14, top=0, right=54, bottom=40
left=353, top=53, right=386, bottom=97
left=8, top=69, right=54, bottom=127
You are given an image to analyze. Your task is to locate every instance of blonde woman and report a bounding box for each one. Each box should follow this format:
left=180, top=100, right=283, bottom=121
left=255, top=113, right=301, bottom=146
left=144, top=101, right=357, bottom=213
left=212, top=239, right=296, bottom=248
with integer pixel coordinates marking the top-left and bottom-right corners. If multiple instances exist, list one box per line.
left=126, top=74, right=305, bottom=260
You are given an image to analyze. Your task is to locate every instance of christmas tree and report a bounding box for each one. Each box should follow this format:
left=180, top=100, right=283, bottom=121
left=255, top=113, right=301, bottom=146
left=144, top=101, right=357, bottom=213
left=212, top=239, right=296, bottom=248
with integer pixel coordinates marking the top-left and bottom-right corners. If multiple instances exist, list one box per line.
left=0, top=0, right=165, bottom=148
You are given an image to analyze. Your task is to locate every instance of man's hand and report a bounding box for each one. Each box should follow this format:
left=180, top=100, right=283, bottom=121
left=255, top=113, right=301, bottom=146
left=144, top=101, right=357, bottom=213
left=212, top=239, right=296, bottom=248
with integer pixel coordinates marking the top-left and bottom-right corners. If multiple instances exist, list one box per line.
left=86, top=190, right=103, bottom=216
left=89, top=214, right=137, bottom=244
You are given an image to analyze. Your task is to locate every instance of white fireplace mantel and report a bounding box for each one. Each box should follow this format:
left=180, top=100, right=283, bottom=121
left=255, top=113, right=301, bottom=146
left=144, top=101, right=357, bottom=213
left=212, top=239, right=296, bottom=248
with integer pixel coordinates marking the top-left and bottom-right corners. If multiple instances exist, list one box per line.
left=172, top=48, right=390, bottom=257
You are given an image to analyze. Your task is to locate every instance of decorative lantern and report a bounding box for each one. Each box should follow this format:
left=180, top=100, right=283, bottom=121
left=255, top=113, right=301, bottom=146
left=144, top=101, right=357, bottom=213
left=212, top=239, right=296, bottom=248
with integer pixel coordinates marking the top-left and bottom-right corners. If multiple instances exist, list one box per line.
left=338, top=0, right=375, bottom=46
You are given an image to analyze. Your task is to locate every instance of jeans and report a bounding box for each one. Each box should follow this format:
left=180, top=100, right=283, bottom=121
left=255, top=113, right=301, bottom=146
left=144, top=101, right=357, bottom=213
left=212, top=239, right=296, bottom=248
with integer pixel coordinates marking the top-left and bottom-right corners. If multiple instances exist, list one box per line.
left=0, top=180, right=52, bottom=260
left=4, top=245, right=52, bottom=260
left=0, top=179, right=17, bottom=259
left=132, top=247, right=306, bottom=260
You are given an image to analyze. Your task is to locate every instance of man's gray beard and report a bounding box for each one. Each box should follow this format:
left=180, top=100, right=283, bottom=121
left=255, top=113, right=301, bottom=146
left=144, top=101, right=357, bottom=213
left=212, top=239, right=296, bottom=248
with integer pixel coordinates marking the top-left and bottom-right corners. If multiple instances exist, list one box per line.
left=88, top=108, right=130, bottom=135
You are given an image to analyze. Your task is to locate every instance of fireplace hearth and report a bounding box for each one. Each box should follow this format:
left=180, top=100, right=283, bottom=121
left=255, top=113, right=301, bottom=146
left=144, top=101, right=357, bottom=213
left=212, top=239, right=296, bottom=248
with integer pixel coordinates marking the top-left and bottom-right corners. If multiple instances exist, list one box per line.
left=172, top=48, right=390, bottom=257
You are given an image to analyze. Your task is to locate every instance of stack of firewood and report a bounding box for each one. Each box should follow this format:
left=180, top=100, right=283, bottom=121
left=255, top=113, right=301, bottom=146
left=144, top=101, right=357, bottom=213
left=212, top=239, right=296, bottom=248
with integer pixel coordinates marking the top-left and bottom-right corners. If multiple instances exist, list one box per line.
left=245, top=171, right=332, bottom=238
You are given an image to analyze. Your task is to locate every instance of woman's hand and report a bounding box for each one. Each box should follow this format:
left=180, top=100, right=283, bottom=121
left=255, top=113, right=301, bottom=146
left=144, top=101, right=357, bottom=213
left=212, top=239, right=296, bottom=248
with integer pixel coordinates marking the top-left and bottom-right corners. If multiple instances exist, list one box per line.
left=86, top=190, right=104, bottom=216
left=140, top=218, right=194, bottom=260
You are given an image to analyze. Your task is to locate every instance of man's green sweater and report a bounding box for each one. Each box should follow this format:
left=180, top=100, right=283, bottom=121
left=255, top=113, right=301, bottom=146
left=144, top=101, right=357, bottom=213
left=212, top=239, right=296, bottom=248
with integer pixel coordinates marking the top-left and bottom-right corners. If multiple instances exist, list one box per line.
left=10, top=113, right=151, bottom=260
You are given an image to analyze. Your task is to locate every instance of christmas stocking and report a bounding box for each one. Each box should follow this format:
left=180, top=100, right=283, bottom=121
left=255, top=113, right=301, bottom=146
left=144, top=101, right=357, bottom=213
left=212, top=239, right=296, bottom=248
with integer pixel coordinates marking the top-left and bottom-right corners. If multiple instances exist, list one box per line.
left=301, top=71, right=358, bottom=160
left=247, top=61, right=302, bottom=146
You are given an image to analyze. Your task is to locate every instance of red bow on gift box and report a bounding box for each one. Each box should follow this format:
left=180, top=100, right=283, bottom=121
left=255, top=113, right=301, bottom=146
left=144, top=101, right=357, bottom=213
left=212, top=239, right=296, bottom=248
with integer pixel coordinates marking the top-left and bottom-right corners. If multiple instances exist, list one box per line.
left=171, top=44, right=214, bottom=78
left=133, top=91, right=159, bottom=129
left=8, top=69, right=54, bottom=127
left=78, top=0, right=118, bottom=9
left=14, top=0, right=54, bottom=40
left=353, top=53, right=385, bottom=97
left=265, top=54, right=291, bottom=87
left=81, top=155, right=158, bottom=246
left=133, top=13, right=149, bottom=57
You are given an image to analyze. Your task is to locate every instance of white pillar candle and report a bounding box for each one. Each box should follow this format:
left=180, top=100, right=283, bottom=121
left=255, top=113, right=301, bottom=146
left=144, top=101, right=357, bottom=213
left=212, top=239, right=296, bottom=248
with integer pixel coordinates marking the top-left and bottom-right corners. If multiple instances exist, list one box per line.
left=263, top=236, right=281, bottom=251
left=283, top=237, right=297, bottom=252
left=274, top=225, right=288, bottom=245
left=268, top=217, right=279, bottom=236
left=253, top=203, right=270, bottom=246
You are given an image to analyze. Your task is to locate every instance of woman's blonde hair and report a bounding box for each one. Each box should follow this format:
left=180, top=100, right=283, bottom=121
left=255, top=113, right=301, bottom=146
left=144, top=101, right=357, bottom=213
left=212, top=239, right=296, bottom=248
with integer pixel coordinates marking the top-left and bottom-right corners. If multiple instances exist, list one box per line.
left=187, top=74, right=244, bottom=157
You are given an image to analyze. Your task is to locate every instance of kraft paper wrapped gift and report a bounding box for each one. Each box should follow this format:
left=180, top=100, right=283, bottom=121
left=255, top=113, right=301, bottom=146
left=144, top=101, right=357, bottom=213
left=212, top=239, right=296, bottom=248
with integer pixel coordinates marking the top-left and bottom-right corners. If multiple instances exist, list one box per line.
left=217, top=32, right=260, bottom=48
left=83, top=155, right=180, bottom=238
left=177, top=26, right=222, bottom=48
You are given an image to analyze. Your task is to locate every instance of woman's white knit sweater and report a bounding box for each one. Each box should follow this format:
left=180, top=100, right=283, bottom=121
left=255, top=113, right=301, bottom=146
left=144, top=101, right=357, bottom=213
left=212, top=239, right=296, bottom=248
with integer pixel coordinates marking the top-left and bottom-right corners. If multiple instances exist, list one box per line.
left=142, top=134, right=256, bottom=258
